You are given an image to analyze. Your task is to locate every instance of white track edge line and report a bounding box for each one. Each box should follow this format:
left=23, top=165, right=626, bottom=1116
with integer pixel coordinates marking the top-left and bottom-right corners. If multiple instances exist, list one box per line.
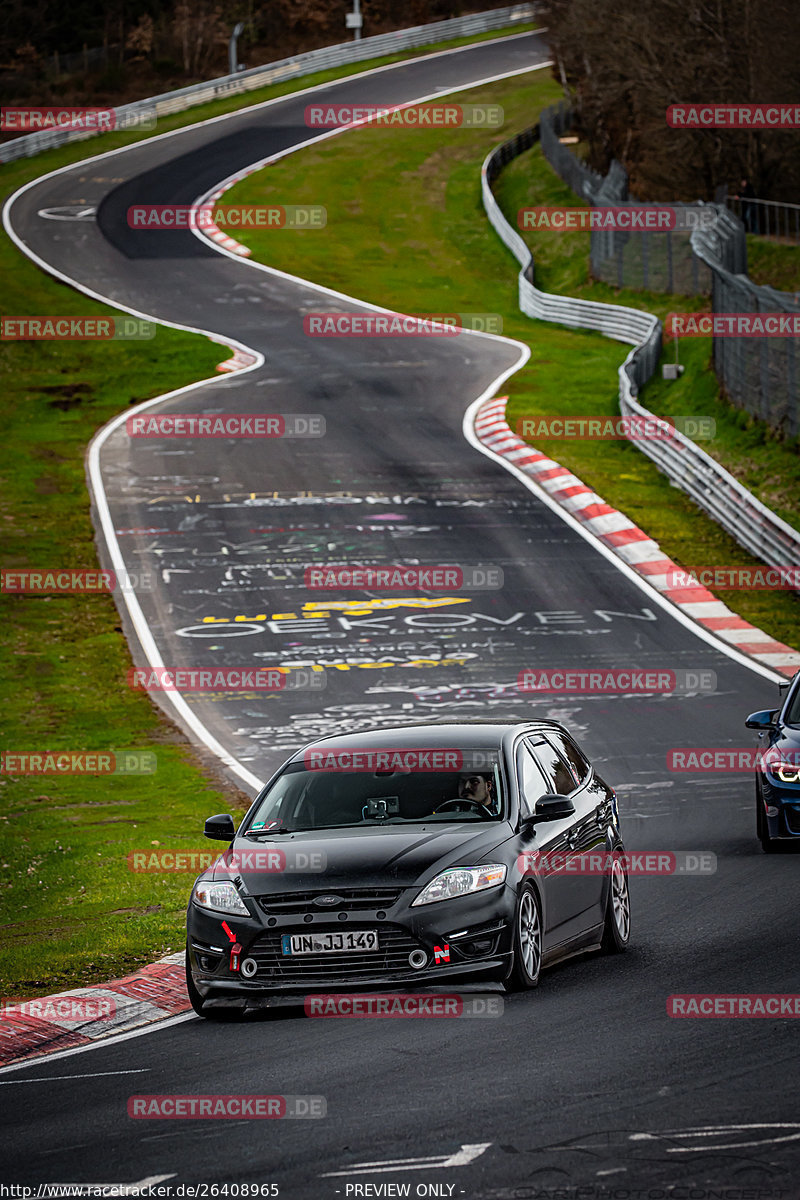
left=463, top=399, right=787, bottom=685
left=0, top=1013, right=197, bottom=1076
left=1, top=43, right=548, bottom=795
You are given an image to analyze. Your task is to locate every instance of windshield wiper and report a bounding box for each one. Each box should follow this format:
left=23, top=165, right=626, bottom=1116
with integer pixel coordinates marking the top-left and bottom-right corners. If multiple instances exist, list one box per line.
left=243, top=826, right=300, bottom=837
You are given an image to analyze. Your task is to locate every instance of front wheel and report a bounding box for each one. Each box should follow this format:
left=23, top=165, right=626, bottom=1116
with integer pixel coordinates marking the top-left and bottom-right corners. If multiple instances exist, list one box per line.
left=185, top=949, right=208, bottom=1017
left=600, top=855, right=631, bottom=953
left=504, top=884, right=543, bottom=991
left=757, top=792, right=779, bottom=853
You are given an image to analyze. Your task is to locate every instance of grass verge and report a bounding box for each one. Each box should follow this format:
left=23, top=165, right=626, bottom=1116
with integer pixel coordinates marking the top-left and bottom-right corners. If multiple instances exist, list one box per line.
left=223, top=72, right=799, bottom=649
left=0, top=22, right=541, bottom=998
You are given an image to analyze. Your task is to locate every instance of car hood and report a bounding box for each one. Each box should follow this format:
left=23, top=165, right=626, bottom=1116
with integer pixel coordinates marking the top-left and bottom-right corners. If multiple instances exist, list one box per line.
left=209, top=823, right=511, bottom=893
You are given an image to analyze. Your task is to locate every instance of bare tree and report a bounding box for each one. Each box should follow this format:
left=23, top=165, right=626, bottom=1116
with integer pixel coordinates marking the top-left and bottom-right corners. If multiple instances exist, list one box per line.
left=538, top=0, right=800, bottom=201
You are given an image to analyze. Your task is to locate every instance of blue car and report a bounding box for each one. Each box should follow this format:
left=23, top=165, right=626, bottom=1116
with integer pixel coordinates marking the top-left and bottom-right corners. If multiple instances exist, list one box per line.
left=746, top=671, right=800, bottom=852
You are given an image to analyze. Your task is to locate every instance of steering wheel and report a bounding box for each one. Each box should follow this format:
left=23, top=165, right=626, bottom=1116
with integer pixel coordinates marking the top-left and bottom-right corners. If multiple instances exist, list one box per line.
left=435, top=798, right=488, bottom=816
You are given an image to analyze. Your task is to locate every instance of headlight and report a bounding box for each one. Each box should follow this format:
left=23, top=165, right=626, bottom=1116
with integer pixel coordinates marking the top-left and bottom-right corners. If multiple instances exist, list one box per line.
left=412, top=864, right=506, bottom=907
left=192, top=879, right=250, bottom=916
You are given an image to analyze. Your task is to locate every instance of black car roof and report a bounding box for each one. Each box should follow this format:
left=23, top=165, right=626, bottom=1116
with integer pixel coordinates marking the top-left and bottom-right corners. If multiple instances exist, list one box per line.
left=290, top=719, right=565, bottom=759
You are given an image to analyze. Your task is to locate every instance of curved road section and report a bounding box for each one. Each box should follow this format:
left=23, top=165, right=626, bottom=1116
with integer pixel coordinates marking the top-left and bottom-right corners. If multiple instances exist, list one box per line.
left=3, top=31, right=798, bottom=1196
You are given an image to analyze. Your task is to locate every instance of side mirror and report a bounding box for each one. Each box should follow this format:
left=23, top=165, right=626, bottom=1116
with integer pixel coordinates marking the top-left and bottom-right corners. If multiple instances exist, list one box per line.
left=745, top=709, right=778, bottom=730
left=204, top=813, right=236, bottom=841
left=520, top=793, right=576, bottom=826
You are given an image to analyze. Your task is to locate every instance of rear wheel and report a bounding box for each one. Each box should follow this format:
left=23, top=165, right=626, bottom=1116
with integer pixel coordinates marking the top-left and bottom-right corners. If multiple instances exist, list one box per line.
left=600, top=855, right=631, bottom=952
left=504, top=884, right=542, bottom=991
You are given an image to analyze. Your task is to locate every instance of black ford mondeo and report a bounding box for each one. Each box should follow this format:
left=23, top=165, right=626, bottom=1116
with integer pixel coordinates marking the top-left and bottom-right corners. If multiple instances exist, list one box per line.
left=186, top=721, right=631, bottom=1017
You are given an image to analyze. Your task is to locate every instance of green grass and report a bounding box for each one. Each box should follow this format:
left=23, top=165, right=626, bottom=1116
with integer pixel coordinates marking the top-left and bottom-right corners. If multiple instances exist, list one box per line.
left=496, top=145, right=800, bottom=531
left=224, top=73, right=799, bottom=650
left=0, top=193, right=250, bottom=1000
left=0, top=23, right=541, bottom=999
left=746, top=235, right=800, bottom=292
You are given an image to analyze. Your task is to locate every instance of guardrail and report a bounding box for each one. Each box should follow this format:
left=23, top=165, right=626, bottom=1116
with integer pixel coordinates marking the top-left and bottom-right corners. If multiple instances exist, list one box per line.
left=726, top=194, right=800, bottom=242
left=481, top=125, right=800, bottom=570
left=0, top=4, right=536, bottom=164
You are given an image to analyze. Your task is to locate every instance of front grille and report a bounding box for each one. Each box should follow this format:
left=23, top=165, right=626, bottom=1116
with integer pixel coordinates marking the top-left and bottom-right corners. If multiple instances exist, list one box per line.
left=256, top=887, right=403, bottom=915
left=783, top=806, right=800, bottom=834
left=246, top=924, right=421, bottom=983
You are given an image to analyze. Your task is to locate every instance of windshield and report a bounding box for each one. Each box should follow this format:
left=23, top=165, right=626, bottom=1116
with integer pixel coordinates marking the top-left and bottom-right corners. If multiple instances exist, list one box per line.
left=783, top=680, right=800, bottom=726
left=245, top=749, right=506, bottom=833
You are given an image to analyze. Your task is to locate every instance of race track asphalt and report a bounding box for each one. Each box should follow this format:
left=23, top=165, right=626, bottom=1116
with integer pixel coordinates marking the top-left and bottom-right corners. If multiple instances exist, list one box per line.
left=3, top=31, right=798, bottom=1196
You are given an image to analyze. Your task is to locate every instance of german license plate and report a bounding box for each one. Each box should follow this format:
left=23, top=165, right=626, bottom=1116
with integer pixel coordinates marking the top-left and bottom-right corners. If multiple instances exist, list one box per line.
left=281, top=930, right=378, bottom=955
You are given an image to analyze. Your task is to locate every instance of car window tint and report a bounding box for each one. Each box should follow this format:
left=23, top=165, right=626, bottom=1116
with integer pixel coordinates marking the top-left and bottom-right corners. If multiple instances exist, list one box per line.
left=526, top=738, right=576, bottom=796
left=545, top=732, right=591, bottom=785
left=517, top=744, right=550, bottom=813
left=784, top=681, right=800, bottom=726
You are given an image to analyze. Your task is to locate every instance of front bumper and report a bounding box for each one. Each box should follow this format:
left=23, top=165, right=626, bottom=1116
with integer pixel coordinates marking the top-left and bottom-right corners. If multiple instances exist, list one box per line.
left=187, top=882, right=517, bottom=1005
left=760, top=775, right=800, bottom=840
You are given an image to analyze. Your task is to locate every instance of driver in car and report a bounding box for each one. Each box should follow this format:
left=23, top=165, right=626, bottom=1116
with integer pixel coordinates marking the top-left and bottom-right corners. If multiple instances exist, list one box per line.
left=458, top=773, right=495, bottom=808
left=434, top=773, right=497, bottom=815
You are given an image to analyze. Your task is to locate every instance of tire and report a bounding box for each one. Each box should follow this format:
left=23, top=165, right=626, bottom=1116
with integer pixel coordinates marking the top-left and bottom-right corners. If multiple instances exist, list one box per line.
left=185, top=945, right=244, bottom=1021
left=504, top=884, right=543, bottom=991
left=600, top=854, right=631, bottom=953
left=756, top=791, right=779, bottom=853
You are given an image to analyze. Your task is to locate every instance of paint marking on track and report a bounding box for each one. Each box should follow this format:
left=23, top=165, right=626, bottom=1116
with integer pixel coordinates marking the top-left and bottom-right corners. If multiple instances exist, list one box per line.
left=37, top=205, right=97, bottom=221
left=0, top=1067, right=150, bottom=1085
left=638, top=1124, right=800, bottom=1153
left=0, top=1012, right=196, bottom=1076
left=2, top=34, right=547, bottom=800
left=322, top=1142, right=491, bottom=1175
left=36, top=1177, right=176, bottom=1195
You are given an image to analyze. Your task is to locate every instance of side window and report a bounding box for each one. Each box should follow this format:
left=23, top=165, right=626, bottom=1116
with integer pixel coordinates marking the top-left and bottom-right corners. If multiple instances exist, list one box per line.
left=526, top=738, right=576, bottom=796
left=517, top=744, right=550, bottom=814
left=545, top=732, right=591, bottom=786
